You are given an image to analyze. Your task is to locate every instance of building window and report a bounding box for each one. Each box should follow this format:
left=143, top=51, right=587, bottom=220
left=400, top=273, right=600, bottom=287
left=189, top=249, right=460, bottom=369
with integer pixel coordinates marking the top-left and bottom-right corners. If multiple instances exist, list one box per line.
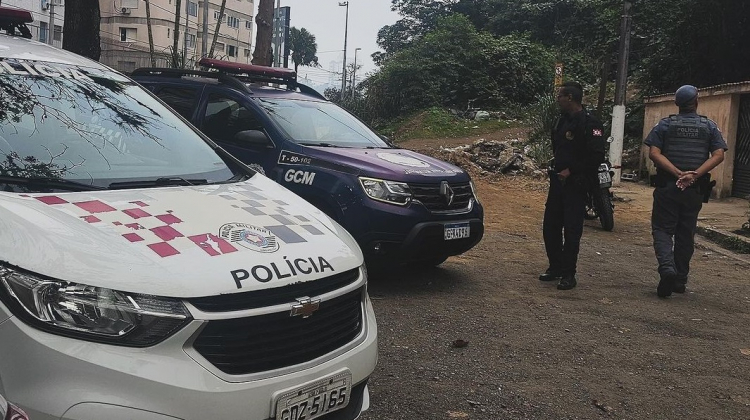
left=245, top=20, right=252, bottom=30
left=167, top=28, right=170, bottom=38
left=244, top=48, right=251, bottom=58
left=213, top=10, right=226, bottom=21
left=120, top=27, right=136, bottom=42
left=39, top=21, right=48, bottom=43
left=53, top=25, right=62, bottom=42
left=227, top=16, right=239, bottom=29
left=227, top=45, right=237, bottom=57
left=188, top=2, right=198, bottom=17
left=186, top=33, right=197, bottom=49
left=216, top=42, right=225, bottom=52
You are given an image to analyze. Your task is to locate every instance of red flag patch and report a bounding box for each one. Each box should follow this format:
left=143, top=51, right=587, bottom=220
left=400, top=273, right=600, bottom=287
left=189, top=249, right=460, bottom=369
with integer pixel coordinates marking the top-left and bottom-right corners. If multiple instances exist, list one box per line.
left=592, top=129, right=603, bottom=136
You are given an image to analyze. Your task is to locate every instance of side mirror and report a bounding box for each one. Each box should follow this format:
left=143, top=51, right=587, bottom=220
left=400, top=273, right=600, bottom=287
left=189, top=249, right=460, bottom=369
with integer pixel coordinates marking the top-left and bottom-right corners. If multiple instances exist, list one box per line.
left=234, top=130, right=272, bottom=148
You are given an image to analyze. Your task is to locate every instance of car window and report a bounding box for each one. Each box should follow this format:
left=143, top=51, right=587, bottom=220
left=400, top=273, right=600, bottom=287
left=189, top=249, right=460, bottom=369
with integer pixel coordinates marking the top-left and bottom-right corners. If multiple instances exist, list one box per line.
left=202, top=93, right=266, bottom=146
left=257, top=98, right=388, bottom=148
left=156, top=86, right=200, bottom=120
left=0, top=59, right=233, bottom=191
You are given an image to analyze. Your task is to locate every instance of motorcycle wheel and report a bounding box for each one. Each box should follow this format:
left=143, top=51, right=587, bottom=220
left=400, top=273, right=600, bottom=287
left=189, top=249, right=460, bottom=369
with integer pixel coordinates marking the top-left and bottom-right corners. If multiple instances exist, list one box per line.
left=594, top=189, right=615, bottom=231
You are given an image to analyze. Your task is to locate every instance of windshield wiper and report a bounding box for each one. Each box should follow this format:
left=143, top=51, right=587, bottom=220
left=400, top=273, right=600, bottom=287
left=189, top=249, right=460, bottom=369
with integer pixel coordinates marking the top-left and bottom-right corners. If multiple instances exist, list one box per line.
left=298, top=142, right=340, bottom=147
left=108, top=177, right=209, bottom=190
left=0, top=175, right=106, bottom=192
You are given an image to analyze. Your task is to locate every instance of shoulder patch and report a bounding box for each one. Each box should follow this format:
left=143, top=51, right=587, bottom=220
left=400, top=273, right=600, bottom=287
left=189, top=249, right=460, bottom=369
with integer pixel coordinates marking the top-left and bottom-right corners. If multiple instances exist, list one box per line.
left=592, top=129, right=603, bottom=137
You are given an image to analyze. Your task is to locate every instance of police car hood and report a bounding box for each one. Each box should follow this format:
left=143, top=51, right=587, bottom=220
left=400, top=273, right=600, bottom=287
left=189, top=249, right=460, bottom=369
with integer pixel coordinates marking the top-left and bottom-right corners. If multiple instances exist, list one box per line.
left=305, top=146, right=470, bottom=183
left=0, top=175, right=363, bottom=297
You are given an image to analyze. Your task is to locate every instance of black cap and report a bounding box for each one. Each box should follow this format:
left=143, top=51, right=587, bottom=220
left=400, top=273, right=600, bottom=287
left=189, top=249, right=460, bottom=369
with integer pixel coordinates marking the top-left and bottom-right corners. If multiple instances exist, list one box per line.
left=675, top=85, right=698, bottom=107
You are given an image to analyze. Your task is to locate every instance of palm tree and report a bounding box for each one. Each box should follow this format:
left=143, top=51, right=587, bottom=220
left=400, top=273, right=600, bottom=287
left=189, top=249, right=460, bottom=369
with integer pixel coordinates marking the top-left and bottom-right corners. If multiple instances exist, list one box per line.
left=289, top=27, right=319, bottom=73
left=252, top=0, right=274, bottom=66
left=171, top=0, right=182, bottom=67
left=208, top=0, right=227, bottom=58
left=145, top=0, right=156, bottom=66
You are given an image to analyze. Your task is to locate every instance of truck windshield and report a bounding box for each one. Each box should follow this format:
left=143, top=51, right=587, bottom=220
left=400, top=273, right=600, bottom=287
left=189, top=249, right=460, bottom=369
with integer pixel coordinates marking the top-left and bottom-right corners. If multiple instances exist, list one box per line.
left=258, top=98, right=389, bottom=148
left=0, top=60, right=233, bottom=191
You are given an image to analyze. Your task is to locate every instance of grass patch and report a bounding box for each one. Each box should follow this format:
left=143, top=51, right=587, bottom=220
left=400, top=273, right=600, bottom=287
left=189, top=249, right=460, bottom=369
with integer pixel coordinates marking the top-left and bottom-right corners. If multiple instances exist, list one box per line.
left=379, top=107, right=513, bottom=142
left=698, top=226, right=750, bottom=254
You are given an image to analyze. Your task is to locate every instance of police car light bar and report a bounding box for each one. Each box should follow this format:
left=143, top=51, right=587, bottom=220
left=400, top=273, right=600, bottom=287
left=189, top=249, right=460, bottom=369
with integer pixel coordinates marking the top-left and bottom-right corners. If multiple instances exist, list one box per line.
left=0, top=6, right=34, bottom=24
left=198, top=58, right=297, bottom=81
left=0, top=6, right=34, bottom=39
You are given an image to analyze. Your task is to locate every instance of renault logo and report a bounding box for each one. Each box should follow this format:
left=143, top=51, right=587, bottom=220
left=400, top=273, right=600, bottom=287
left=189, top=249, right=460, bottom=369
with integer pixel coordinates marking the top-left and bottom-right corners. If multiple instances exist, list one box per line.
left=440, top=181, right=455, bottom=206
left=290, top=296, right=320, bottom=318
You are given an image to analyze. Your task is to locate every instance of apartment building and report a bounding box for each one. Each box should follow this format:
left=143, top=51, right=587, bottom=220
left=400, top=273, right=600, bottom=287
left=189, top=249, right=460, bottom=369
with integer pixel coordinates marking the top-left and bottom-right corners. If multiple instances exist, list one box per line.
left=99, top=0, right=254, bottom=74
left=1, top=0, right=64, bottom=47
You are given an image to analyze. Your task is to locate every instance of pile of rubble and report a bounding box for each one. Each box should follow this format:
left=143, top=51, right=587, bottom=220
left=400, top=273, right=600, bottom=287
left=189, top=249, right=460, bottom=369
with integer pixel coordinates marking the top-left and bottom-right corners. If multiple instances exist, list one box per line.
left=435, top=138, right=544, bottom=178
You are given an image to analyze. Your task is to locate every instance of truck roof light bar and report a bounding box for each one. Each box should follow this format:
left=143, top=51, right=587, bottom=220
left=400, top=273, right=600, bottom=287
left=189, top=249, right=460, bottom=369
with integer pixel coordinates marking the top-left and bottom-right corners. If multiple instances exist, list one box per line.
left=0, top=6, right=34, bottom=39
left=198, top=58, right=298, bottom=81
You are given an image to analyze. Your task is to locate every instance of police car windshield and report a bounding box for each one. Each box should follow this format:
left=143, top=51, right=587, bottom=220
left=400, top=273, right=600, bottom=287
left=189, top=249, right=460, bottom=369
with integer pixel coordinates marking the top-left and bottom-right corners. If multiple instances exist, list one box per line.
left=0, top=60, right=233, bottom=191
left=258, top=98, right=389, bottom=148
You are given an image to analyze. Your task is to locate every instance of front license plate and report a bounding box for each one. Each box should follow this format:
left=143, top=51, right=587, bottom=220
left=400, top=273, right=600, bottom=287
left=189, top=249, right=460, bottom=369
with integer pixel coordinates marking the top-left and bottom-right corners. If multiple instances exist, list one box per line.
left=444, top=222, right=471, bottom=240
left=274, top=371, right=352, bottom=420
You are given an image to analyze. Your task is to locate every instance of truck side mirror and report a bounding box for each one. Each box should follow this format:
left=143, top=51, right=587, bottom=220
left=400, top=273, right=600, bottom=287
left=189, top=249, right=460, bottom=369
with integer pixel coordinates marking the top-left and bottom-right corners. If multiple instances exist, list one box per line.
left=234, top=130, right=272, bottom=148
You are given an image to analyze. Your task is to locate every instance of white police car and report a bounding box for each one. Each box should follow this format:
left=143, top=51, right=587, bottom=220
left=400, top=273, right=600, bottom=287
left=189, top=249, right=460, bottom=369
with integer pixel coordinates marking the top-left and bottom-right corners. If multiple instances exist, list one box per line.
left=0, top=7, right=376, bottom=420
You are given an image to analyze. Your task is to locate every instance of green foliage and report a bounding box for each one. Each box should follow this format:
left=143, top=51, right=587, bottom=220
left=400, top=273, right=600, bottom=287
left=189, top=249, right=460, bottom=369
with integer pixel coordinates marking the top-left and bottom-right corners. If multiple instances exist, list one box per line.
left=289, top=27, right=319, bottom=73
left=367, top=14, right=554, bottom=122
left=383, top=107, right=511, bottom=141
left=524, top=93, right=558, bottom=167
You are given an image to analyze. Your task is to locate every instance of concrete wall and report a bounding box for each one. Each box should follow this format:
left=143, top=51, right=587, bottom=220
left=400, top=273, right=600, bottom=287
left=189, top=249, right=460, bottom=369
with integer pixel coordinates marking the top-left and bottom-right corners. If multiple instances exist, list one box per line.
left=641, top=84, right=749, bottom=199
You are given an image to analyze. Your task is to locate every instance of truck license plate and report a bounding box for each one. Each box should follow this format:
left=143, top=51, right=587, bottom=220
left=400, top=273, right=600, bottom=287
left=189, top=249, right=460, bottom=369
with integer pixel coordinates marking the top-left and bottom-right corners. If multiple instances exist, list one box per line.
left=274, top=371, right=351, bottom=420
left=444, top=223, right=470, bottom=240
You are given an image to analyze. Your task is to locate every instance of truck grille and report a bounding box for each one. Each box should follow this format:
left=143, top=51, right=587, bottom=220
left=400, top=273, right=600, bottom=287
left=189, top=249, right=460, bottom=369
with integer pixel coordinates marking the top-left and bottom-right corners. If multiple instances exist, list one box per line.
left=187, top=268, right=360, bottom=312
left=193, top=287, right=364, bottom=375
left=409, top=181, right=473, bottom=212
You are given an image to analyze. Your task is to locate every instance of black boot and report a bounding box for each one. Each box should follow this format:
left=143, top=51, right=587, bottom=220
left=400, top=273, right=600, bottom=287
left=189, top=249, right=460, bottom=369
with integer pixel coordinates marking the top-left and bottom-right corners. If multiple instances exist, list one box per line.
left=539, top=269, right=562, bottom=282
left=557, top=274, right=577, bottom=290
left=673, top=277, right=687, bottom=294
left=657, top=274, right=677, bottom=298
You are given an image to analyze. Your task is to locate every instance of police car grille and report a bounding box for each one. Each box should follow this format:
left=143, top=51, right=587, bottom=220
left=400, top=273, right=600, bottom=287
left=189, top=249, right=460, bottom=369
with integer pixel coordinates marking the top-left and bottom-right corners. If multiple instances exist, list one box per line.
left=409, top=182, right=473, bottom=211
left=192, top=287, right=364, bottom=375
left=187, top=268, right=360, bottom=312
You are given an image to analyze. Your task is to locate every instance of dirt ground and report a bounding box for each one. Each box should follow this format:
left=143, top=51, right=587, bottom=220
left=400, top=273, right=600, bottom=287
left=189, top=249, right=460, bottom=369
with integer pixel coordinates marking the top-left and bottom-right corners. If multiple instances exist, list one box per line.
left=359, top=130, right=750, bottom=420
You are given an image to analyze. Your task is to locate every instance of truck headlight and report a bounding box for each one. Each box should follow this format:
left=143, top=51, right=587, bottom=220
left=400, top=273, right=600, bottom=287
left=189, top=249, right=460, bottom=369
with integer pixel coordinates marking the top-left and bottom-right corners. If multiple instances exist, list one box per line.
left=469, top=179, right=480, bottom=204
left=359, top=177, right=412, bottom=205
left=0, top=265, right=191, bottom=347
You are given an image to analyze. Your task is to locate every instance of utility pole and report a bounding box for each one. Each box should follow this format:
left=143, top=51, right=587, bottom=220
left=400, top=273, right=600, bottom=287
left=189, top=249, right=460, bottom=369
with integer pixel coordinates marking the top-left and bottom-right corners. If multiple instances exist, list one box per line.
left=47, top=0, right=55, bottom=46
left=202, top=0, right=209, bottom=57
left=339, top=1, right=349, bottom=99
left=273, top=0, right=281, bottom=66
left=183, top=0, right=190, bottom=67
left=609, top=0, right=632, bottom=186
left=351, top=47, right=361, bottom=100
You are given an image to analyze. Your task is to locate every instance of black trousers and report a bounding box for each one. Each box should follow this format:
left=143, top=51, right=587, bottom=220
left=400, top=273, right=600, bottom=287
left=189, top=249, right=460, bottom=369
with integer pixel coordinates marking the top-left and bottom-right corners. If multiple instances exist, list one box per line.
left=651, top=183, right=703, bottom=281
left=543, top=175, right=587, bottom=276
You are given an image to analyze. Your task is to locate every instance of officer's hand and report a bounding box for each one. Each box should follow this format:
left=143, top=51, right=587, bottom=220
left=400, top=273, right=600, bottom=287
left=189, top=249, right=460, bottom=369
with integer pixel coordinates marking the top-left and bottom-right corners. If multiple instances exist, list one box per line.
left=676, top=171, right=698, bottom=191
left=557, top=168, right=571, bottom=181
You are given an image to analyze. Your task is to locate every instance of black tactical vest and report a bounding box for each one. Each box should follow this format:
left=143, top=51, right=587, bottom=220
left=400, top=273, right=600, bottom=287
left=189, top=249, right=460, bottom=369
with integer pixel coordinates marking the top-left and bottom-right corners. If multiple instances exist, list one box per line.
left=663, top=114, right=711, bottom=172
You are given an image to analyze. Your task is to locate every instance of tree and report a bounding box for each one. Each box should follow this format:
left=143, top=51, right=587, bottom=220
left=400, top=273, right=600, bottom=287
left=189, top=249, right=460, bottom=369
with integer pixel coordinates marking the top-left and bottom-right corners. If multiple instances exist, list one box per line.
left=289, top=27, right=319, bottom=73
left=209, top=0, right=228, bottom=58
left=171, top=0, right=183, bottom=68
left=145, top=0, right=156, bottom=66
left=252, top=0, right=275, bottom=66
left=62, top=0, right=101, bottom=61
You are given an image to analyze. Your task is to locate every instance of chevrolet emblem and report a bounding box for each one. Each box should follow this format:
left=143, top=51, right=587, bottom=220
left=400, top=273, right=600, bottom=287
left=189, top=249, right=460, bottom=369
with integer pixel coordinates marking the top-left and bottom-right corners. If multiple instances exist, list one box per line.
left=290, top=296, right=320, bottom=318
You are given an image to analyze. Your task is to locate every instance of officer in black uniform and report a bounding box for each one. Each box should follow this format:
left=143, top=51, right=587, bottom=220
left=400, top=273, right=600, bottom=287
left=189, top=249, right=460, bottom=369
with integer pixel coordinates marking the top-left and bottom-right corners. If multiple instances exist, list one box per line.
left=540, top=81, right=606, bottom=290
left=645, top=85, right=728, bottom=298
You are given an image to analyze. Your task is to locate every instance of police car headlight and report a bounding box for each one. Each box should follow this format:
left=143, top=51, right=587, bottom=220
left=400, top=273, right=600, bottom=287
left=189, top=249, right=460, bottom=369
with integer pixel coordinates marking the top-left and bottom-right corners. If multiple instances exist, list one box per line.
left=0, top=265, right=191, bottom=347
left=359, top=177, right=412, bottom=205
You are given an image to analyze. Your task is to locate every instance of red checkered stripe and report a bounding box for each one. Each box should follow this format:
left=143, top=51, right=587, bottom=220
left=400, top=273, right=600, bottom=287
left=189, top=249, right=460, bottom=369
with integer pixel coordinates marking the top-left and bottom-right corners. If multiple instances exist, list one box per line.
left=31, top=195, right=237, bottom=258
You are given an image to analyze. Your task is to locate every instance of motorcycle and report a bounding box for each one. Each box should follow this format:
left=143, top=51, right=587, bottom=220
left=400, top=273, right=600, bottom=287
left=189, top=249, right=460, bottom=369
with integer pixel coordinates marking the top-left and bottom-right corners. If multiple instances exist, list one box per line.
left=584, top=161, right=615, bottom=231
